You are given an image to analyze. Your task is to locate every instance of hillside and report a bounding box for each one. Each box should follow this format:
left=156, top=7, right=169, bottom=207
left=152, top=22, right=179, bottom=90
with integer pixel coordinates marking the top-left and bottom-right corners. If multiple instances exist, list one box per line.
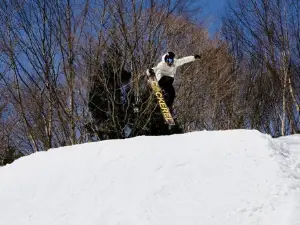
left=0, top=130, right=299, bottom=225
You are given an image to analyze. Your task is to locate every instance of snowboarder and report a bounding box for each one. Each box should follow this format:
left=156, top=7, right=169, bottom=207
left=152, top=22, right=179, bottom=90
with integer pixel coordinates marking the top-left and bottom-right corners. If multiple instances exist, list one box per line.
left=146, top=52, right=201, bottom=110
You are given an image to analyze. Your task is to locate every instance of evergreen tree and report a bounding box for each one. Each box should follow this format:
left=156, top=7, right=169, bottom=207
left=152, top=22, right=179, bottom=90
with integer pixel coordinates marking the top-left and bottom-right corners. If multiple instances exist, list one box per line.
left=0, top=146, right=24, bottom=166
left=87, top=46, right=133, bottom=139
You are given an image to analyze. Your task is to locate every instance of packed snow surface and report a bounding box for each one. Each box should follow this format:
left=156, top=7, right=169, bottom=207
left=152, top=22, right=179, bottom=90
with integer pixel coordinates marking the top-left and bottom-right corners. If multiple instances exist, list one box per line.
left=0, top=130, right=300, bottom=225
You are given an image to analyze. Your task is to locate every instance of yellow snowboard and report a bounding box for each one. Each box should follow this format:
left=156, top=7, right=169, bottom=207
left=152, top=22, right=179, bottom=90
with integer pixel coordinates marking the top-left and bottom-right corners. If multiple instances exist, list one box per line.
left=148, top=78, right=175, bottom=126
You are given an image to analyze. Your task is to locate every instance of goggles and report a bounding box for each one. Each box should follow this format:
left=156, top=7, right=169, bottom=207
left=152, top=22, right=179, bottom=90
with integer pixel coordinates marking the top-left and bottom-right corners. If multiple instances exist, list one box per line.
left=166, top=57, right=174, bottom=64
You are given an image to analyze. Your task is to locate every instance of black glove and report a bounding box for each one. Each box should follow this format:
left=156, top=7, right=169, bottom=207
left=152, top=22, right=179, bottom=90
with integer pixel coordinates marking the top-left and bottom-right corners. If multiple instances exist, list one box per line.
left=194, top=54, right=201, bottom=59
left=147, top=68, right=155, bottom=76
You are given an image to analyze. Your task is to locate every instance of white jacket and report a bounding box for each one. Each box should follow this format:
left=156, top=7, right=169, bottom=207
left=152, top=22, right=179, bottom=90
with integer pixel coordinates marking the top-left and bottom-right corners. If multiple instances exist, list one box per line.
left=150, top=54, right=196, bottom=81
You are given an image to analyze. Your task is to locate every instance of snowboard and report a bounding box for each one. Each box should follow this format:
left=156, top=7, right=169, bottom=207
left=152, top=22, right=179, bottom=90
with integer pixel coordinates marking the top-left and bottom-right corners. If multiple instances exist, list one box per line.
left=148, top=76, right=176, bottom=126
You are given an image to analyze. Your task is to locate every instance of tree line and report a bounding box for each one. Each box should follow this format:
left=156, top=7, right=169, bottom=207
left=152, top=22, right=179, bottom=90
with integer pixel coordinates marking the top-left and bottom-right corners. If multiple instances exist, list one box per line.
left=1, top=0, right=299, bottom=165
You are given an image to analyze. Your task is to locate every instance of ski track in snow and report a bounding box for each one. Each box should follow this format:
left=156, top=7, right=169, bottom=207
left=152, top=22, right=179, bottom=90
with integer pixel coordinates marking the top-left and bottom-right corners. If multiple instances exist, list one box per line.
left=273, top=135, right=300, bottom=225
left=0, top=130, right=300, bottom=225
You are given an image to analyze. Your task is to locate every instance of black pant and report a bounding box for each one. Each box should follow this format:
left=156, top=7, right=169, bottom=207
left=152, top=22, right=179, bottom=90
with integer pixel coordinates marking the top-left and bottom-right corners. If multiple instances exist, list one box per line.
left=158, top=76, right=175, bottom=108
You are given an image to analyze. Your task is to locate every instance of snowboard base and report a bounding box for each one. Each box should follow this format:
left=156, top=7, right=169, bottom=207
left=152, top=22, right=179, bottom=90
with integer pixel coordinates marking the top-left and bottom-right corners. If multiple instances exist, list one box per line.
left=148, top=78, right=176, bottom=126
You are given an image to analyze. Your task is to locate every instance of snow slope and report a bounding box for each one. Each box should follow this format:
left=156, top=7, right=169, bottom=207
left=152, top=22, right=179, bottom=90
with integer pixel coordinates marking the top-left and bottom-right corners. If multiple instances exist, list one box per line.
left=0, top=130, right=299, bottom=225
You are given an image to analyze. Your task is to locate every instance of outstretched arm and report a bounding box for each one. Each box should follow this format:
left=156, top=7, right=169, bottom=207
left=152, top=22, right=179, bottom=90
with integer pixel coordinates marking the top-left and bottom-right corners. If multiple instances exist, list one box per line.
left=176, top=54, right=201, bottom=67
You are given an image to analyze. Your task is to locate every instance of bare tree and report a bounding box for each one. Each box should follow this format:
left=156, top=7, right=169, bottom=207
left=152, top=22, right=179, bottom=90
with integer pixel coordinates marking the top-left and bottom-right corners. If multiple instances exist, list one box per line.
left=0, top=0, right=257, bottom=156
left=222, top=0, right=300, bottom=136
left=84, top=0, right=205, bottom=138
left=0, top=0, right=91, bottom=153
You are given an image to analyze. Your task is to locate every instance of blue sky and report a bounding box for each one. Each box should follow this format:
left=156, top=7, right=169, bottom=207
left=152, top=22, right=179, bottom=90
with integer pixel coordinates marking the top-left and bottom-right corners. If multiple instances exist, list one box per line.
left=200, top=0, right=228, bottom=36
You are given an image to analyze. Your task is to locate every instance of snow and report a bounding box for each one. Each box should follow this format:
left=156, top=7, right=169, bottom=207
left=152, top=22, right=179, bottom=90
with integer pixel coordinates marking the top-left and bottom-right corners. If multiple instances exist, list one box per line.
left=0, top=129, right=300, bottom=225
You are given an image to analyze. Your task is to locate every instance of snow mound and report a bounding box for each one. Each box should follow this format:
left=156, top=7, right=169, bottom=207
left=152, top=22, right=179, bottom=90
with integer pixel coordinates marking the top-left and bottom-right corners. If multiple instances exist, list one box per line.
left=0, top=130, right=299, bottom=225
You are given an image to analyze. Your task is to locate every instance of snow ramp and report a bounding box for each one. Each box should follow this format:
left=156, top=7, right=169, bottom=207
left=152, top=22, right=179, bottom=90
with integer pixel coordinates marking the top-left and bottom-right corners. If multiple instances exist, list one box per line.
left=0, top=129, right=299, bottom=225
